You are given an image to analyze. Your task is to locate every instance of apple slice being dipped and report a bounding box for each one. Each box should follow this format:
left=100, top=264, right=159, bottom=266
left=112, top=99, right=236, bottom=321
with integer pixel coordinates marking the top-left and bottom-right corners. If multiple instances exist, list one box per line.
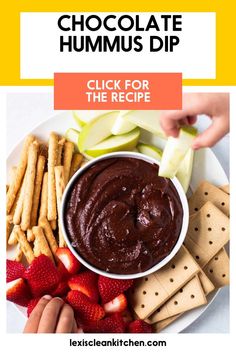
left=159, top=126, right=197, bottom=178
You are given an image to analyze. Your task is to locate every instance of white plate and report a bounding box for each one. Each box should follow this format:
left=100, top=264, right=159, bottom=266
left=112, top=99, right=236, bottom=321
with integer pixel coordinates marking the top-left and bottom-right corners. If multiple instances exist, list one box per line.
left=7, top=111, right=229, bottom=333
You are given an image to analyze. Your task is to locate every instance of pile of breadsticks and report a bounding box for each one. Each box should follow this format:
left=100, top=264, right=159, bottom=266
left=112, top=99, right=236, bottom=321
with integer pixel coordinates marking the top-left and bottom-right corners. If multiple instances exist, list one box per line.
left=6, top=133, right=85, bottom=264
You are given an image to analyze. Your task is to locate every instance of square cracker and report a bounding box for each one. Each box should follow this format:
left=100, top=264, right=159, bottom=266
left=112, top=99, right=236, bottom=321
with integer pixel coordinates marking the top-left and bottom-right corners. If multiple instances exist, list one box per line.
left=148, top=275, right=207, bottom=323
left=188, top=181, right=229, bottom=217
left=203, top=248, right=229, bottom=288
left=198, top=270, right=215, bottom=295
left=129, top=246, right=199, bottom=319
left=152, top=315, right=180, bottom=333
left=219, top=184, right=230, bottom=195
left=184, top=201, right=229, bottom=267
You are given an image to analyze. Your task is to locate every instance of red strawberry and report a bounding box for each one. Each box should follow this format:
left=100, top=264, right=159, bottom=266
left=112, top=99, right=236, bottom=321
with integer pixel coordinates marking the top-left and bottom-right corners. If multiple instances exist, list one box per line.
left=7, top=278, right=31, bottom=307
left=51, top=281, right=69, bottom=297
left=6, top=260, right=25, bottom=283
left=57, top=260, right=70, bottom=280
left=128, top=319, right=153, bottom=333
left=56, top=247, right=81, bottom=275
left=121, top=309, right=134, bottom=323
left=98, top=276, right=133, bottom=303
left=66, top=290, right=105, bottom=321
left=103, top=293, right=127, bottom=314
left=24, top=255, right=60, bottom=297
left=68, top=270, right=99, bottom=303
left=27, top=298, right=40, bottom=317
left=83, top=313, right=126, bottom=333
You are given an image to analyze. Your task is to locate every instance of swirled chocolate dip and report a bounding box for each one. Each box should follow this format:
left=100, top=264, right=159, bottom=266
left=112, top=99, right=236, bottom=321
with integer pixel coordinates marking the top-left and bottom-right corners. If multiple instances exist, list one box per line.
left=65, top=157, right=183, bottom=274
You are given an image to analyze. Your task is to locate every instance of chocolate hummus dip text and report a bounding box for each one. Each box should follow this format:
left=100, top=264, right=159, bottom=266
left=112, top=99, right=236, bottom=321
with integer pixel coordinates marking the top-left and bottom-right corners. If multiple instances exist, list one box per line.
left=64, top=157, right=183, bottom=274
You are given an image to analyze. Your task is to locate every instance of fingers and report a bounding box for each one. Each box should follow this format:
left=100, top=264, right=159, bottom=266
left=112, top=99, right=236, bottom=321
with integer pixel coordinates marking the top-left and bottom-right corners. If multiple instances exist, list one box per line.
left=55, top=303, right=75, bottom=333
left=160, top=111, right=183, bottom=137
left=37, top=297, right=64, bottom=333
left=23, top=295, right=52, bottom=333
left=160, top=113, right=198, bottom=137
left=192, top=117, right=229, bottom=149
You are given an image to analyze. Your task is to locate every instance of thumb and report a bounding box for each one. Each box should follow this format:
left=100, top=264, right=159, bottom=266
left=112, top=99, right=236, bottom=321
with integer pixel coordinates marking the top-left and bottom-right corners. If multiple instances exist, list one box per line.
left=192, top=118, right=228, bottom=149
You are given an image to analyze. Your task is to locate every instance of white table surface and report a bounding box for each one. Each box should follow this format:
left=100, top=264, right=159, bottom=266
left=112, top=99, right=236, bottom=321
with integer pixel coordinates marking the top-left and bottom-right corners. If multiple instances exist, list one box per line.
left=6, top=92, right=229, bottom=333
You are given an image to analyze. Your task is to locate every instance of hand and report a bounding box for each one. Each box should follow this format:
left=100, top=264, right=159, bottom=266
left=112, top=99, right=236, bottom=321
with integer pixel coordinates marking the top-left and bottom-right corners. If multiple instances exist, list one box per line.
left=160, top=93, right=229, bottom=149
left=24, top=295, right=77, bottom=333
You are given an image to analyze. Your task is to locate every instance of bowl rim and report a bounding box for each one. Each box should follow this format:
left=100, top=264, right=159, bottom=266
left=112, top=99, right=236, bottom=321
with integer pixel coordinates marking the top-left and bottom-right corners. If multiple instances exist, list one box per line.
left=61, top=151, right=189, bottom=279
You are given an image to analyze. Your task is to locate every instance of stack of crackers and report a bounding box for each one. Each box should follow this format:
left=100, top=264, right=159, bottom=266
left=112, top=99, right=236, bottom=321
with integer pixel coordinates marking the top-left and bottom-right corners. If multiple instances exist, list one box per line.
left=129, top=181, right=230, bottom=332
left=6, top=133, right=85, bottom=264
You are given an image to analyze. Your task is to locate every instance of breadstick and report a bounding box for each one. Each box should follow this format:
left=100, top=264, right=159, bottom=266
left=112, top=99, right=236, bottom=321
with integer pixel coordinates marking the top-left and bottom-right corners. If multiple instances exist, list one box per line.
left=14, top=243, right=23, bottom=262
left=6, top=215, right=13, bottom=245
left=57, top=138, right=65, bottom=165
left=39, top=216, right=58, bottom=255
left=32, top=226, right=54, bottom=263
left=21, top=141, right=39, bottom=231
left=80, top=160, right=88, bottom=168
left=39, top=143, right=48, bottom=159
left=63, top=141, right=74, bottom=185
left=15, top=226, right=35, bottom=264
left=27, top=229, right=35, bottom=242
left=8, top=225, right=18, bottom=246
left=47, top=132, right=58, bottom=220
left=31, top=155, right=46, bottom=227
left=50, top=220, right=57, bottom=230
left=12, top=172, right=27, bottom=225
left=7, top=135, right=35, bottom=213
left=69, top=153, right=83, bottom=179
left=39, top=172, right=48, bottom=220
left=9, top=166, right=17, bottom=183
left=55, top=166, right=66, bottom=247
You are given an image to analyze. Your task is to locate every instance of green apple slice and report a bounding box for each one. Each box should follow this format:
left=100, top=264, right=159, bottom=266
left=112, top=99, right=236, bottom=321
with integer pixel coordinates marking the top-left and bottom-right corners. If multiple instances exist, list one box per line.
left=73, top=110, right=107, bottom=125
left=85, top=128, right=140, bottom=157
left=65, top=128, right=80, bottom=146
left=78, top=111, right=120, bottom=151
left=122, top=110, right=166, bottom=138
left=158, top=126, right=198, bottom=178
left=111, top=111, right=137, bottom=135
left=176, top=148, right=194, bottom=193
left=137, top=143, right=163, bottom=162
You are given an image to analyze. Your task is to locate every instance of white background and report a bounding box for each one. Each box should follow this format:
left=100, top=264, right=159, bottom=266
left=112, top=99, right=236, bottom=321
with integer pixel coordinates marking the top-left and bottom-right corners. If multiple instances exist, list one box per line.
left=1, top=86, right=235, bottom=354
left=20, top=12, right=216, bottom=79
left=5, top=88, right=229, bottom=333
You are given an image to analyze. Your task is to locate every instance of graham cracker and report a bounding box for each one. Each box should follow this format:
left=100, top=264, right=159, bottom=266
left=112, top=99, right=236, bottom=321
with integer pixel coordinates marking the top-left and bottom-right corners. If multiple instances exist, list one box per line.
left=203, top=248, right=229, bottom=288
left=198, top=270, right=215, bottom=295
left=129, top=246, right=199, bottom=319
left=148, top=275, right=207, bottom=323
left=219, top=184, right=230, bottom=195
left=188, top=181, right=229, bottom=217
left=152, top=315, right=180, bottom=333
left=184, top=202, right=230, bottom=267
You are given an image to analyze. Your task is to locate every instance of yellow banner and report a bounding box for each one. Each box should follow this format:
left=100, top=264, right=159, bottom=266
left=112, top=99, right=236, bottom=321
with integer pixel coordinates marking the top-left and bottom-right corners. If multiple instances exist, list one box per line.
left=1, top=0, right=235, bottom=86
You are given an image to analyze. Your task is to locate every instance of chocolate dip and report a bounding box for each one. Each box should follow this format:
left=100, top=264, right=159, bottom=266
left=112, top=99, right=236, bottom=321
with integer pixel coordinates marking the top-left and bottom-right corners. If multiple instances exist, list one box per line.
left=64, top=157, right=183, bottom=274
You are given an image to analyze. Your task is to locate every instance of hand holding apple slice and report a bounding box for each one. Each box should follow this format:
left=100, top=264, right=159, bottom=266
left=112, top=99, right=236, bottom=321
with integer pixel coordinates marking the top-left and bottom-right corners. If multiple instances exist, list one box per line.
left=159, top=126, right=197, bottom=178
left=85, top=128, right=140, bottom=157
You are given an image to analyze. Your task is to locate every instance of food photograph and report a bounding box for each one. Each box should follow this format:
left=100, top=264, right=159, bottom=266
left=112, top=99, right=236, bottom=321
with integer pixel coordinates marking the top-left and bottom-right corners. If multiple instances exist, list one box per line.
left=6, top=92, right=230, bottom=334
